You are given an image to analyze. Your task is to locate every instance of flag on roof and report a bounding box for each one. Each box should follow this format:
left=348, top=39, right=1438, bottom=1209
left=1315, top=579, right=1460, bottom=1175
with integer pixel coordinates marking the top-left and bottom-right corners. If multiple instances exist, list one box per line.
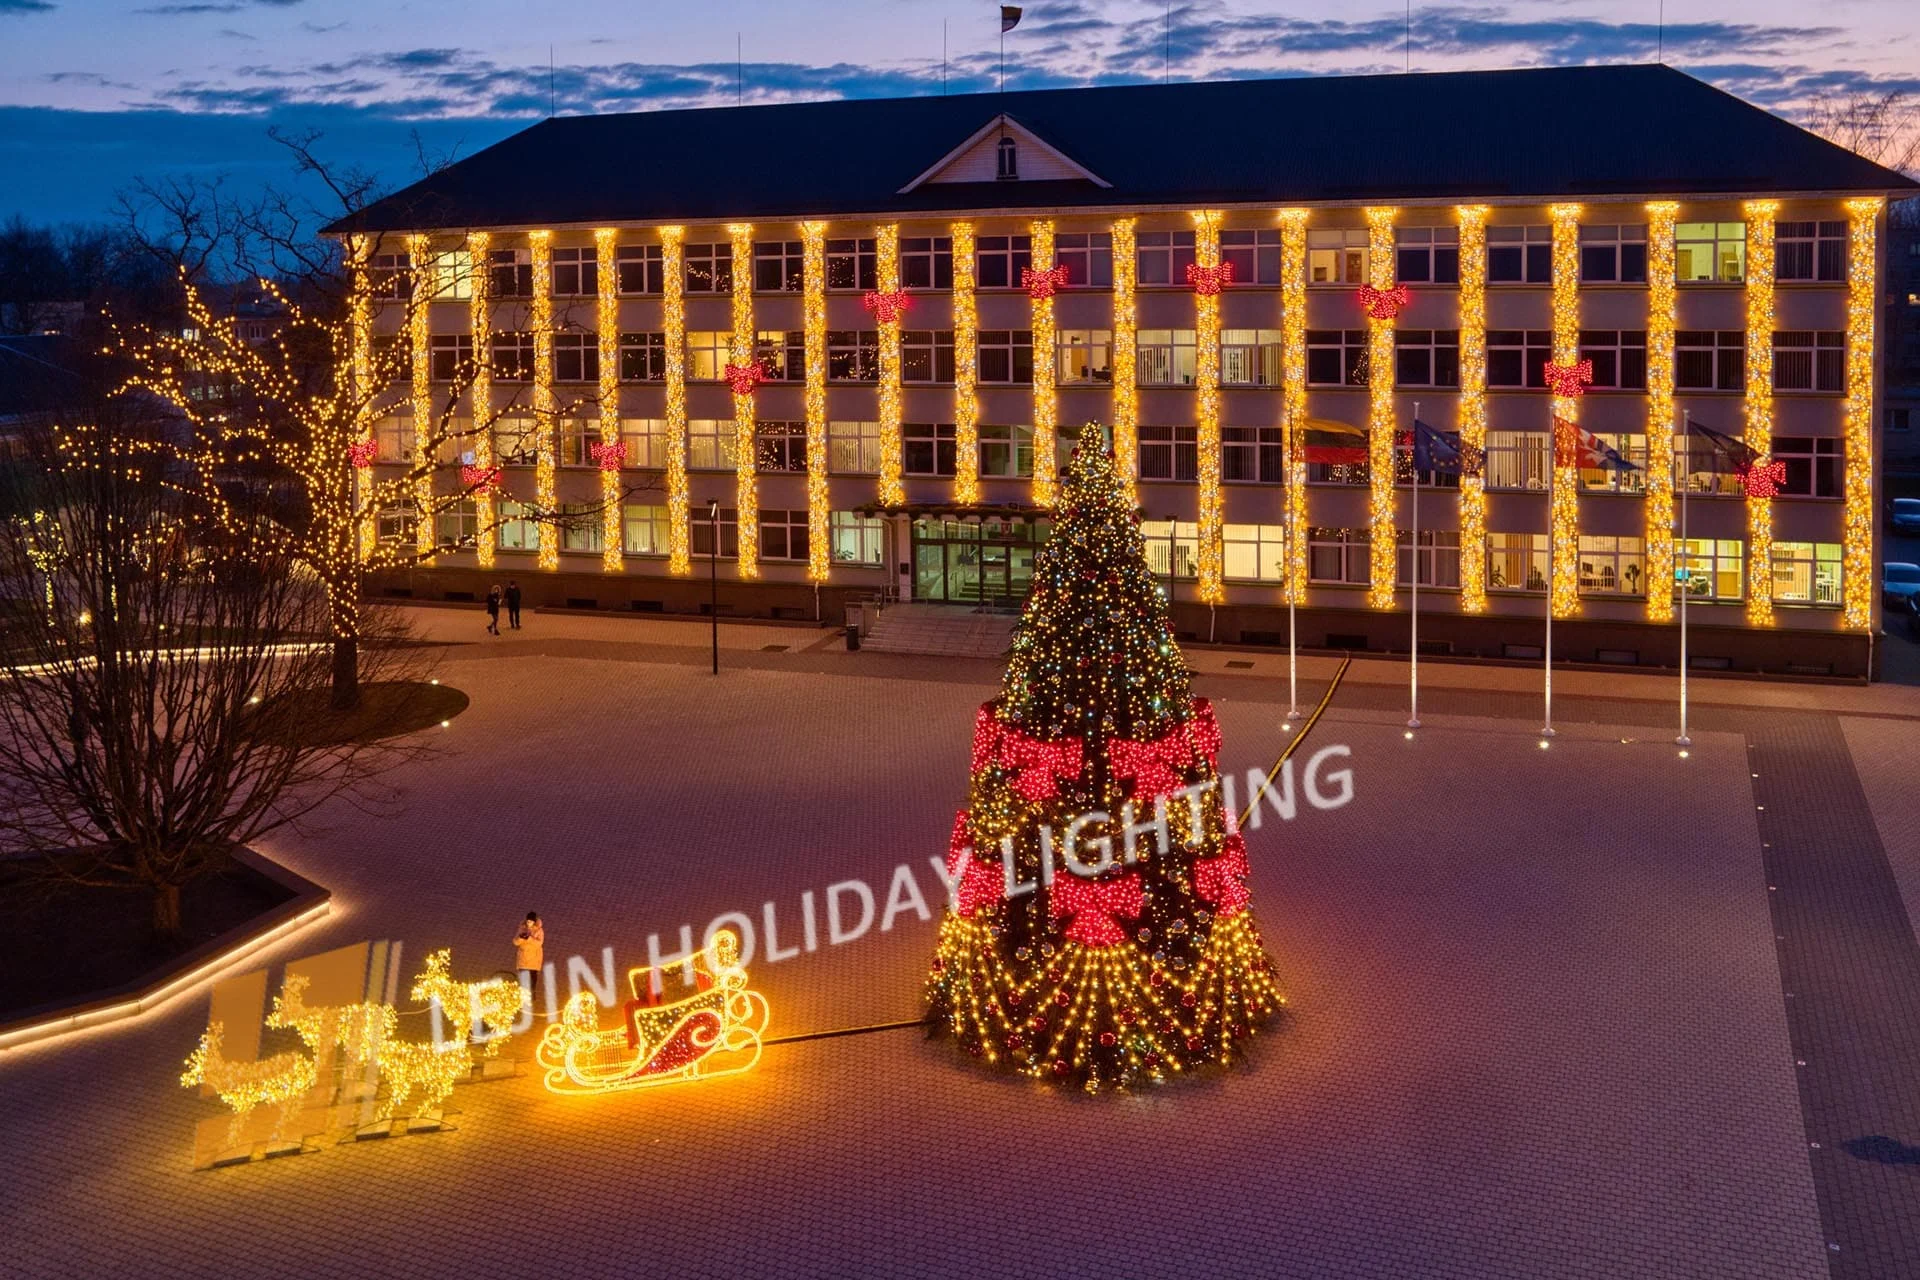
left=1299, top=417, right=1368, bottom=465
left=1552, top=416, right=1639, bottom=472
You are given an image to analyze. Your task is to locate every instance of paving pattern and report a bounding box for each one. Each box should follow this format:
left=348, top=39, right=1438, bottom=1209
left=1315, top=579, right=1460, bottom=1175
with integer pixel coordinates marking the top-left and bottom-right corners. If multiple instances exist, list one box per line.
left=5, top=614, right=1912, bottom=1279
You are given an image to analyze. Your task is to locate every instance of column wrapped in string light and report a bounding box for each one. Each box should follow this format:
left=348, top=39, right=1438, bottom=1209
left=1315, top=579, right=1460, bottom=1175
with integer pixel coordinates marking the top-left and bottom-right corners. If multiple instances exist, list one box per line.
left=1643, top=203, right=1678, bottom=622
left=530, top=230, right=558, bottom=571
left=1278, top=209, right=1309, bottom=604
left=1842, top=198, right=1881, bottom=631
left=1742, top=201, right=1778, bottom=626
left=347, top=234, right=376, bottom=561
left=1364, top=207, right=1399, bottom=610
left=595, top=228, right=622, bottom=571
left=803, top=221, right=830, bottom=582
left=661, top=227, right=691, bottom=574
left=875, top=224, right=905, bottom=508
left=729, top=224, right=758, bottom=578
left=1454, top=206, right=1489, bottom=612
left=1110, top=217, right=1139, bottom=505
left=1547, top=205, right=1582, bottom=619
left=467, top=231, right=496, bottom=569
left=952, top=222, right=981, bottom=505
left=407, top=235, right=435, bottom=558
left=1029, top=219, right=1060, bottom=507
left=1192, top=209, right=1225, bottom=604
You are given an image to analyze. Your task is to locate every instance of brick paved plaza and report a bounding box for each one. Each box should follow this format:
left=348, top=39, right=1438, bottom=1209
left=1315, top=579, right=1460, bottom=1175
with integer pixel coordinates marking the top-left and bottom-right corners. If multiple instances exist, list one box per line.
left=5, top=608, right=1919, bottom=1278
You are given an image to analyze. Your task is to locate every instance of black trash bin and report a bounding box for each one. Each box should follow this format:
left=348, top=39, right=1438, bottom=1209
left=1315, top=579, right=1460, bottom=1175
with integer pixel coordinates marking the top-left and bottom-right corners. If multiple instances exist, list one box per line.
left=845, top=623, right=861, bottom=651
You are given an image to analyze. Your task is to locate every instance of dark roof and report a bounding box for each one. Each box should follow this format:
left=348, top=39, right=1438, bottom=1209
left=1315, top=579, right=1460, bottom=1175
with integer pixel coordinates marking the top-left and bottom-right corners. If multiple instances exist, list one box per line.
left=334, top=65, right=1917, bottom=234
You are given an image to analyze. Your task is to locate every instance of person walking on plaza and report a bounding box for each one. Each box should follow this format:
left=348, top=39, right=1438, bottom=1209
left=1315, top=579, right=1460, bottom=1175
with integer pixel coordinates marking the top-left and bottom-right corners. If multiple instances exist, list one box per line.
left=505, top=579, right=523, bottom=630
left=513, top=912, right=544, bottom=1003
left=484, top=584, right=502, bottom=635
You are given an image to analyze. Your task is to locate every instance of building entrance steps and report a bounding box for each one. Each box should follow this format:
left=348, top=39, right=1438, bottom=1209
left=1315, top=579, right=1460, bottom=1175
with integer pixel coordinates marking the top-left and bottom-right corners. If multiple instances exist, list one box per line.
left=860, top=603, right=1018, bottom=659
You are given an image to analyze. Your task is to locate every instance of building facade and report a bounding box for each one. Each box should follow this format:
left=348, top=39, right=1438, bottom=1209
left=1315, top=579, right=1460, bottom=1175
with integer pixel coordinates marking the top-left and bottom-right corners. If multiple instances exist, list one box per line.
left=334, top=65, right=1917, bottom=676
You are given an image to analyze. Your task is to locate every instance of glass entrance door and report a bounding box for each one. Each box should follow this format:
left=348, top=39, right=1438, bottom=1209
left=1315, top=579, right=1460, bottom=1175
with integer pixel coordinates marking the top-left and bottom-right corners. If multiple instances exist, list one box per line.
left=911, top=518, right=1049, bottom=605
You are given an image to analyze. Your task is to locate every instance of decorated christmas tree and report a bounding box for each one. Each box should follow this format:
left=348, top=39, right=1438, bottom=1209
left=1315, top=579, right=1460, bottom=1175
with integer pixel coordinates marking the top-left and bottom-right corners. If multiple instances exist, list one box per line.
left=926, top=421, right=1285, bottom=1090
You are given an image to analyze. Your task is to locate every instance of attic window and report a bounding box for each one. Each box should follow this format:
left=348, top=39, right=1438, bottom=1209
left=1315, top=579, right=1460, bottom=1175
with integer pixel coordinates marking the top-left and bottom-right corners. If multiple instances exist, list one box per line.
left=996, top=135, right=1018, bottom=181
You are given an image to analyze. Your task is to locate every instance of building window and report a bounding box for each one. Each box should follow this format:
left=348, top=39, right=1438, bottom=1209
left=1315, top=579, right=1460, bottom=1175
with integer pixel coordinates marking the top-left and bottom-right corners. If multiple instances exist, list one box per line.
left=553, top=332, right=598, bottom=383
left=1677, top=222, right=1746, bottom=283
left=687, top=419, right=736, bottom=471
left=1676, top=330, right=1744, bottom=391
left=1772, top=331, right=1845, bottom=392
left=1773, top=541, right=1842, bottom=605
left=489, top=249, right=532, bottom=299
left=370, top=252, right=412, bottom=300
left=496, top=500, right=540, bottom=552
left=1487, top=533, right=1548, bottom=592
left=1222, top=426, right=1285, bottom=483
left=996, top=135, right=1018, bottom=180
left=903, top=330, right=956, bottom=384
left=685, top=243, right=733, bottom=294
left=1574, top=434, right=1648, bottom=492
left=617, top=244, right=664, bottom=295
left=375, top=416, right=413, bottom=464
left=1137, top=230, right=1197, bottom=286
left=1579, top=224, right=1648, bottom=283
left=901, top=237, right=953, bottom=290
left=755, top=420, right=806, bottom=472
left=619, top=419, right=666, bottom=470
left=1487, top=225, right=1551, bottom=284
left=1394, top=329, right=1461, bottom=388
left=1137, top=329, right=1198, bottom=386
left=1308, top=229, right=1368, bottom=285
left=979, top=424, right=1034, bottom=477
left=1139, top=425, right=1198, bottom=481
left=1397, top=530, right=1461, bottom=588
left=425, top=250, right=474, bottom=301
left=1395, top=227, right=1459, bottom=285
left=557, top=419, right=597, bottom=468
left=1058, top=329, right=1113, bottom=384
left=827, top=238, right=877, bottom=291
left=753, top=240, right=804, bottom=292
left=1484, top=430, right=1549, bottom=491
left=620, top=331, right=667, bottom=382
left=829, top=420, right=882, bottom=474
left=561, top=505, right=604, bottom=554
left=1677, top=537, right=1743, bottom=600
left=976, top=235, right=1032, bottom=289
left=623, top=503, right=670, bottom=555
left=1306, top=329, right=1369, bottom=386
left=1776, top=220, right=1846, bottom=282
left=1055, top=232, right=1113, bottom=287
left=759, top=509, right=810, bottom=562
left=831, top=512, right=885, bottom=565
left=1220, top=329, right=1282, bottom=387
left=1224, top=523, right=1289, bottom=582
left=690, top=507, right=739, bottom=559
left=435, top=498, right=477, bottom=549
left=686, top=331, right=731, bottom=382
left=429, top=334, right=474, bottom=382
left=978, top=330, right=1034, bottom=384
left=1487, top=329, right=1552, bottom=389
left=1307, top=527, right=1370, bottom=584
left=827, top=329, right=879, bottom=382
left=1769, top=435, right=1842, bottom=497
left=904, top=422, right=958, bottom=477
left=1579, top=329, right=1648, bottom=390
left=372, top=506, right=416, bottom=546
left=1221, top=229, right=1284, bottom=285
left=755, top=330, right=805, bottom=382
left=1140, top=520, right=1199, bottom=579
left=551, top=246, right=596, bottom=297
left=493, top=417, right=539, bottom=468
left=1889, top=408, right=1912, bottom=433
left=1678, top=435, right=1749, bottom=495
left=492, top=332, right=535, bottom=382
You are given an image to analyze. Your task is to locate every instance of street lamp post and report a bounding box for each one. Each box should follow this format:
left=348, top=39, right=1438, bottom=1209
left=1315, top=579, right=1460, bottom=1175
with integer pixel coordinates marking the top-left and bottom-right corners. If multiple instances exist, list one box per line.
left=708, top=499, right=720, bottom=676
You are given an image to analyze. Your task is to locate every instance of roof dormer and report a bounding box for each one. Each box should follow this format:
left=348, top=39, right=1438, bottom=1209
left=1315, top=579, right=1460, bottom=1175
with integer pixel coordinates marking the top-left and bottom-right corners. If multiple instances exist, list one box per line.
left=899, top=113, right=1110, bottom=192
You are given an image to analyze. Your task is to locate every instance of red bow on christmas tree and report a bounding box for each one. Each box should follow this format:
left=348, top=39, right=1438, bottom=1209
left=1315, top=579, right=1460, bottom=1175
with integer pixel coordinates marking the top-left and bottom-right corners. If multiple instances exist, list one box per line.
left=348, top=439, right=377, bottom=469
left=1194, top=833, right=1251, bottom=917
left=1049, top=870, right=1144, bottom=946
left=460, top=464, right=502, bottom=493
left=1020, top=265, right=1070, bottom=300
left=1543, top=358, right=1594, bottom=397
left=1185, top=262, right=1236, bottom=295
left=971, top=707, right=1085, bottom=802
left=1356, top=283, right=1411, bottom=319
left=723, top=361, right=766, bottom=395
left=589, top=440, right=626, bottom=471
left=862, top=289, right=912, bottom=323
left=944, top=811, right=1002, bottom=918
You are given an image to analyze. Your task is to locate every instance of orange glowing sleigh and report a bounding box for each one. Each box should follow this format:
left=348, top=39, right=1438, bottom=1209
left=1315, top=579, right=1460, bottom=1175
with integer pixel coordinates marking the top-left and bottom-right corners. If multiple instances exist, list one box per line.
left=535, top=930, right=768, bottom=1094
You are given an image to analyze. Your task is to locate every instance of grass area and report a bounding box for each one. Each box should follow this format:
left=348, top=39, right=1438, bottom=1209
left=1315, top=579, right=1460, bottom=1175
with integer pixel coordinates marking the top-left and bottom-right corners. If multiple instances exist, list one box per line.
left=247, top=679, right=469, bottom=746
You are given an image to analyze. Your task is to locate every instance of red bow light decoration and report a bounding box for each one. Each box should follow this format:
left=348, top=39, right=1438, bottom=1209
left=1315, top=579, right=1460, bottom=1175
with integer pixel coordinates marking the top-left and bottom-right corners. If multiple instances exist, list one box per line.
left=723, top=361, right=766, bottom=396
left=1020, top=265, right=1070, bottom=300
left=1048, top=871, right=1144, bottom=947
left=1543, top=359, right=1594, bottom=398
left=1194, top=833, right=1251, bottom=917
left=1738, top=457, right=1787, bottom=498
left=1185, top=262, right=1236, bottom=296
left=1107, top=697, right=1225, bottom=802
left=347, top=439, right=377, bottom=469
left=460, top=464, right=502, bottom=493
left=589, top=440, right=626, bottom=472
left=971, top=705, right=1085, bottom=803
left=944, top=810, right=1002, bottom=918
left=862, top=289, right=912, bottom=324
left=1356, top=283, right=1411, bottom=320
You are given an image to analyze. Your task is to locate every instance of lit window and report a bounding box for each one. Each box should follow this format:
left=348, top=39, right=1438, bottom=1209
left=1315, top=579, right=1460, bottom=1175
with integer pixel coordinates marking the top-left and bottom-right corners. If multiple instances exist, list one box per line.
left=623, top=504, right=671, bottom=555
left=1137, top=329, right=1197, bottom=386
left=828, top=420, right=882, bottom=474
left=1487, top=533, right=1548, bottom=592
left=1307, top=526, right=1370, bottom=584
left=830, top=512, right=885, bottom=565
left=1677, top=538, right=1744, bottom=601
left=687, top=419, right=736, bottom=471
left=1675, top=222, right=1746, bottom=283
left=1772, top=541, right=1842, bottom=604
left=1308, top=229, right=1367, bottom=285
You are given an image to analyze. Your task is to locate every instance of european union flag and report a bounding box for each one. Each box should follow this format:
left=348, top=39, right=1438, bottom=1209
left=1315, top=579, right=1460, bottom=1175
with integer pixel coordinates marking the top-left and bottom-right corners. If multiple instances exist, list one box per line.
left=1411, top=419, right=1463, bottom=473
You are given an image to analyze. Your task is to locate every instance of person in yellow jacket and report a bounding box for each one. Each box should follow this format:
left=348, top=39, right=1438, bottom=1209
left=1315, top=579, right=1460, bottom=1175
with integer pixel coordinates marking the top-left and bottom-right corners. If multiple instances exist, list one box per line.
left=513, top=912, right=544, bottom=1002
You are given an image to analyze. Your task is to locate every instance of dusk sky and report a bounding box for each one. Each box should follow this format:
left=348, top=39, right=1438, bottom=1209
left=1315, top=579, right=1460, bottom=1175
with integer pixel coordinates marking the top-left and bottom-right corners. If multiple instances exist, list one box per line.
left=3, top=0, right=1916, bottom=225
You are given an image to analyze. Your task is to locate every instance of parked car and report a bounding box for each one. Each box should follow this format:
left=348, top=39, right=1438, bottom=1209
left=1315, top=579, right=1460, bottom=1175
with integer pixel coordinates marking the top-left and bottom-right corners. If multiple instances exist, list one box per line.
left=1893, top=498, right=1920, bottom=535
left=1886, top=562, right=1920, bottom=607
left=1904, top=591, right=1920, bottom=639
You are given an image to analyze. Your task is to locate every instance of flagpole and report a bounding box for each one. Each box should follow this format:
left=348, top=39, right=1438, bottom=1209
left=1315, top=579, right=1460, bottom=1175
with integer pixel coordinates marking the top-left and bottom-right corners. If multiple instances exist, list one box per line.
left=1286, top=411, right=1301, bottom=722
left=1408, top=402, right=1420, bottom=730
left=1677, top=408, right=1691, bottom=749
left=1542, top=425, right=1555, bottom=740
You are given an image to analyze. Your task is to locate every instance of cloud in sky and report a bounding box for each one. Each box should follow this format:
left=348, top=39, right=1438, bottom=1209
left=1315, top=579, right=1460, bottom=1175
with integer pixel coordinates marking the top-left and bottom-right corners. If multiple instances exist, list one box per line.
left=0, top=0, right=57, bottom=12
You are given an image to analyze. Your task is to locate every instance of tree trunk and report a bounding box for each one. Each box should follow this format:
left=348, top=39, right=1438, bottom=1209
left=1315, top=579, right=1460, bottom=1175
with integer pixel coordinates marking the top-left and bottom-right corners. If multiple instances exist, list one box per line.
left=153, top=881, right=182, bottom=943
left=331, top=634, right=359, bottom=711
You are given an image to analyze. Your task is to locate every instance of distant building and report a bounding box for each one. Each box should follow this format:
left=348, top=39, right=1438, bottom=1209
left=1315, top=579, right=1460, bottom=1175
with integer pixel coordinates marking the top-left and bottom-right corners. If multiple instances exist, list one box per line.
left=331, top=64, right=1917, bottom=677
left=1884, top=202, right=1920, bottom=477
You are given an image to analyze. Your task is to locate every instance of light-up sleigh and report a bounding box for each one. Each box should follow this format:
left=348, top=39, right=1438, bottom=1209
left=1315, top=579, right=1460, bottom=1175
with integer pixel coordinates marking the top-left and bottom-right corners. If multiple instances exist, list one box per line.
left=536, top=929, right=768, bottom=1094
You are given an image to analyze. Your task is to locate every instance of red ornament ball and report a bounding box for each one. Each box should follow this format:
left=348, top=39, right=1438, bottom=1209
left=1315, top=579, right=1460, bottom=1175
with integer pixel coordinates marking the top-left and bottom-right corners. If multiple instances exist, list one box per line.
left=1098, top=1031, right=1117, bottom=1048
